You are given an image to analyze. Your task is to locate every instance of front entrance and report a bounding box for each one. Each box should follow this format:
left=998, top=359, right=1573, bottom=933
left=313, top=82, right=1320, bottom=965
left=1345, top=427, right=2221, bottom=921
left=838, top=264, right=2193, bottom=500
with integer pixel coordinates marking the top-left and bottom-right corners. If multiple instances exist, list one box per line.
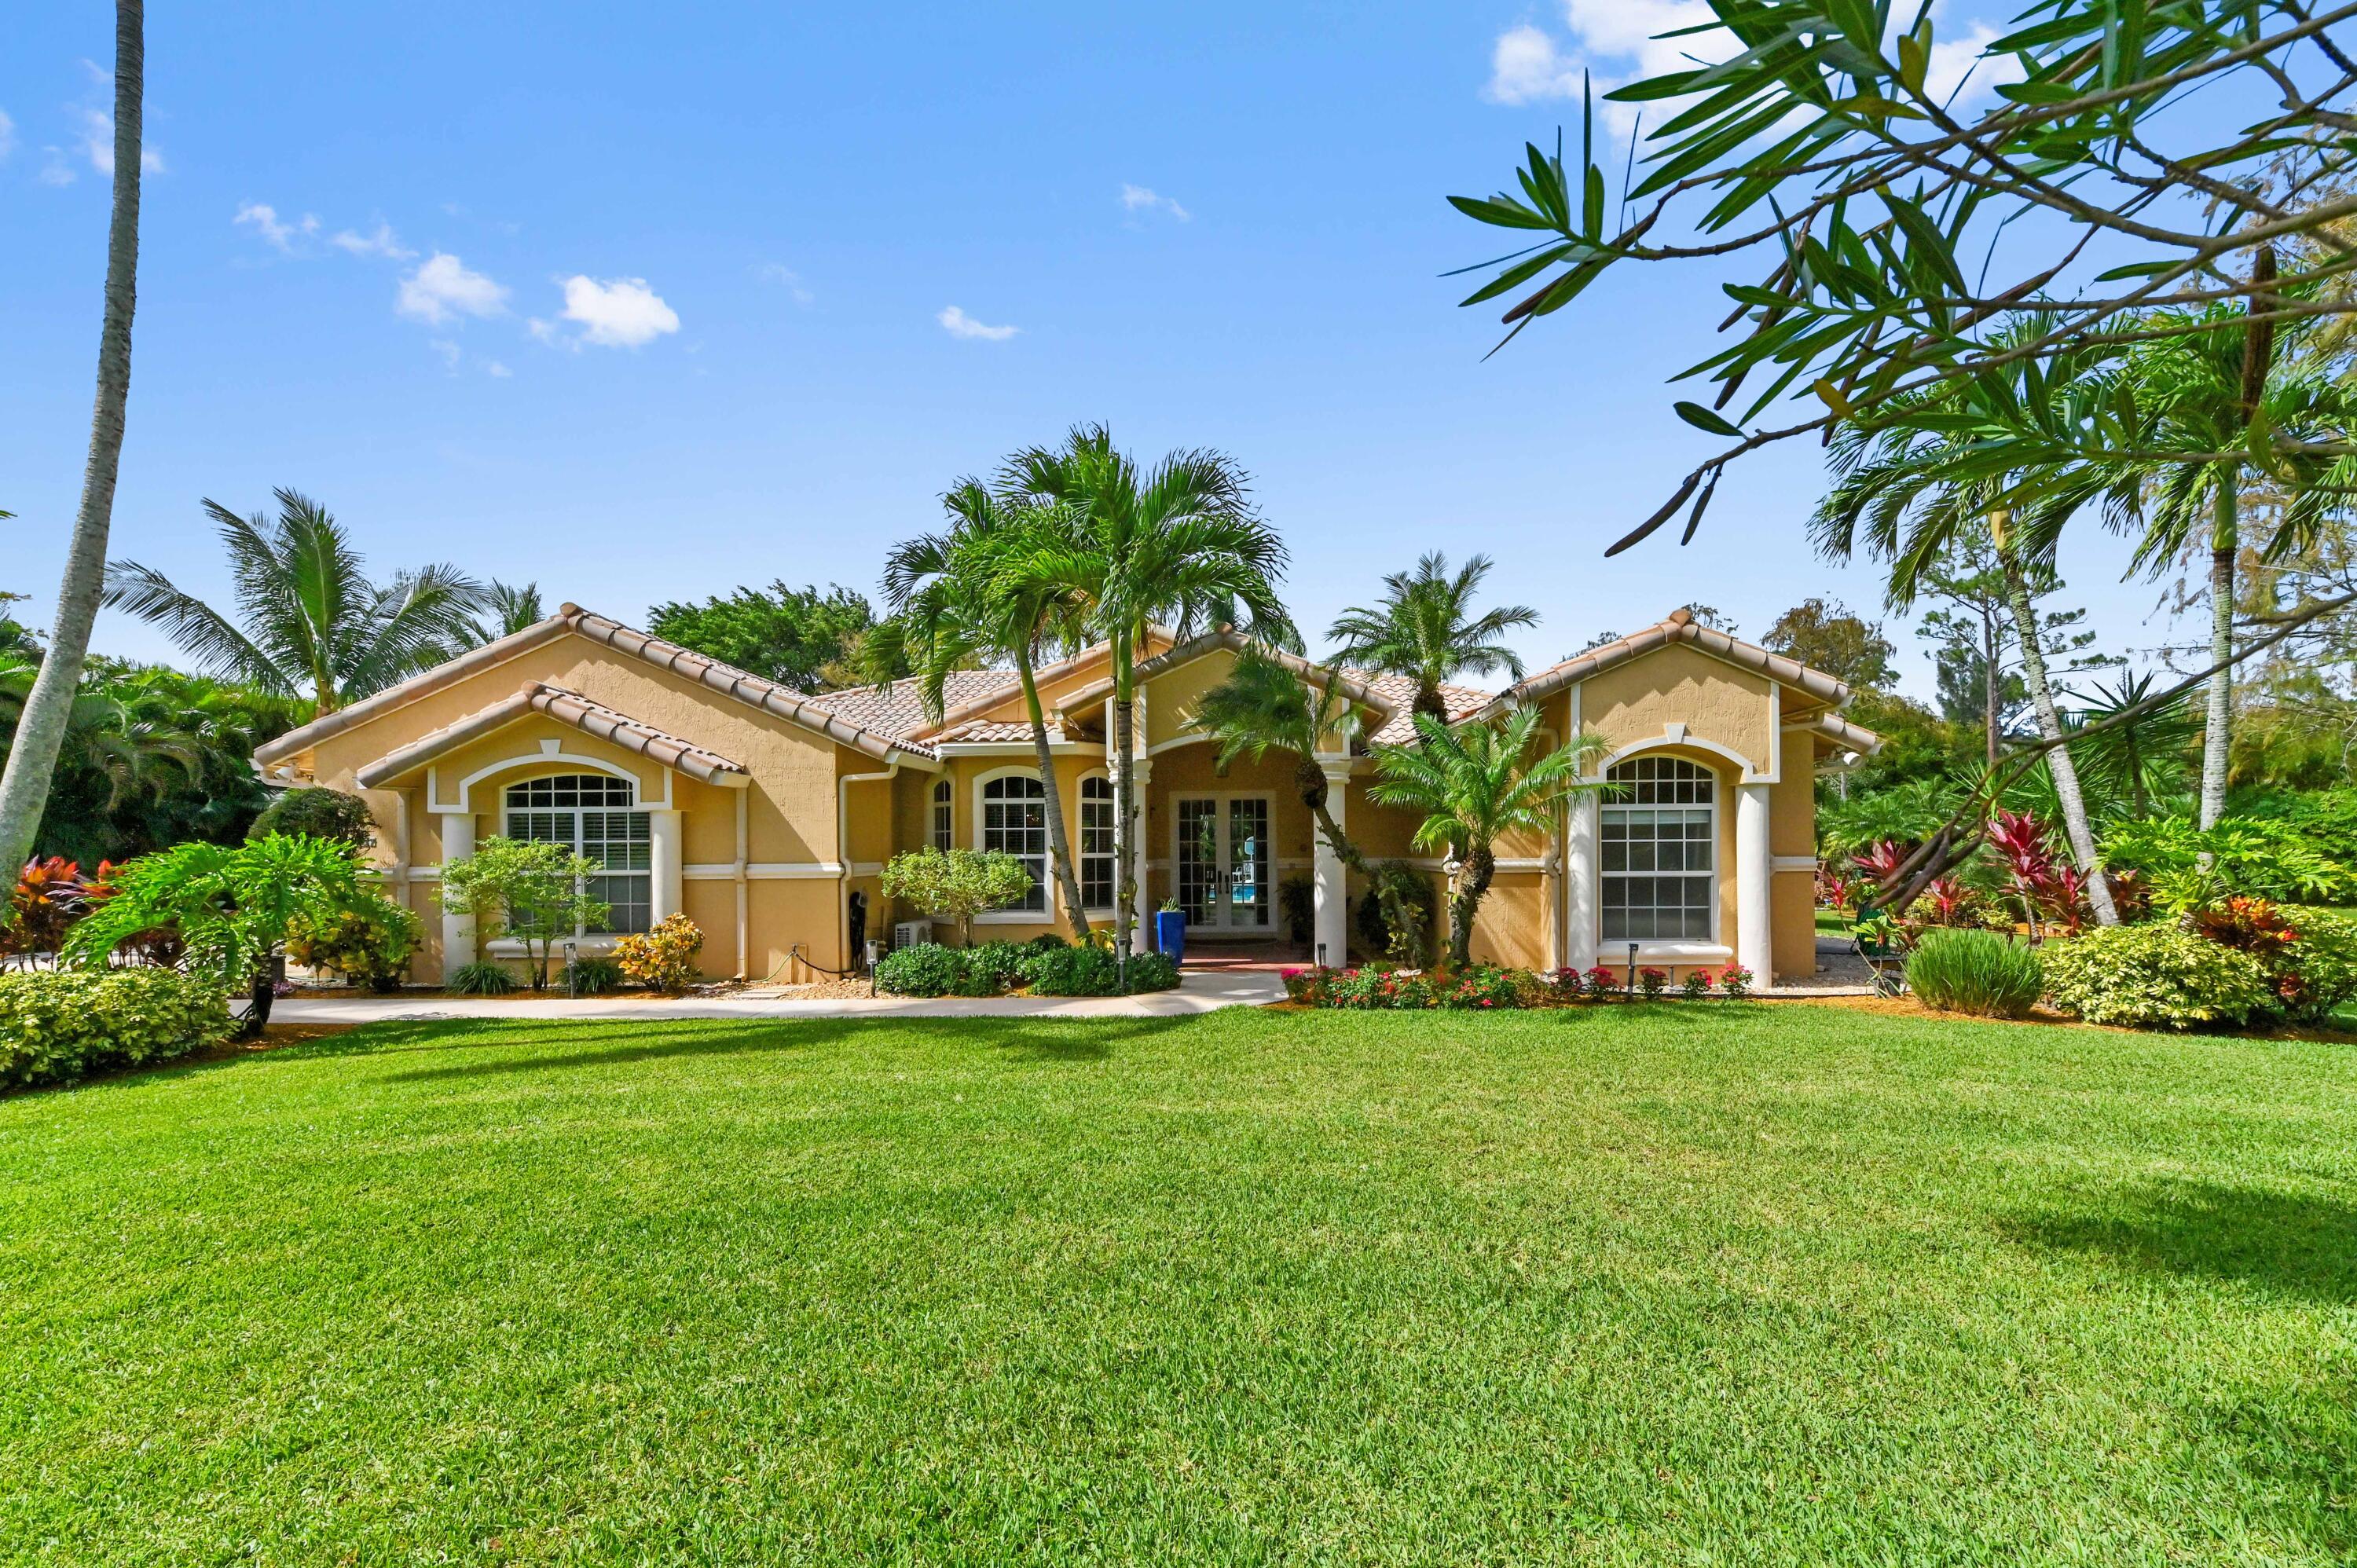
left=1174, top=793, right=1273, bottom=934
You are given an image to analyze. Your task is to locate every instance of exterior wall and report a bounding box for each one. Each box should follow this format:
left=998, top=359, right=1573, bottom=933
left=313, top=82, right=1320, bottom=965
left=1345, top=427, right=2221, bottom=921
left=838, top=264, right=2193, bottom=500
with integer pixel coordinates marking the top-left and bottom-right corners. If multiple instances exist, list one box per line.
left=1579, top=643, right=1776, bottom=772
left=880, top=749, right=1114, bottom=945
left=1770, top=762, right=1820, bottom=981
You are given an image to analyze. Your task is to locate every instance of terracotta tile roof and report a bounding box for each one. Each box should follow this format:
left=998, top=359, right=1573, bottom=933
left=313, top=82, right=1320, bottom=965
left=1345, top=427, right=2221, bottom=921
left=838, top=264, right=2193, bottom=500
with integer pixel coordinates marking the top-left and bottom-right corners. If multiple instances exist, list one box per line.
left=1494, top=606, right=1859, bottom=716
left=933, top=717, right=1068, bottom=745
left=801, top=669, right=1020, bottom=738
left=353, top=682, right=750, bottom=788
left=1354, top=672, right=1497, bottom=746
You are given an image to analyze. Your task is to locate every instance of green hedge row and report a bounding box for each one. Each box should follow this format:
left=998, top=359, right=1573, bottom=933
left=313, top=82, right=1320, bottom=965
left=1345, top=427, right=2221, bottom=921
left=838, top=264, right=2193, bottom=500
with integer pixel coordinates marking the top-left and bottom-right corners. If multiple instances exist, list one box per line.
left=0, top=969, right=233, bottom=1090
left=873, top=940, right=1180, bottom=998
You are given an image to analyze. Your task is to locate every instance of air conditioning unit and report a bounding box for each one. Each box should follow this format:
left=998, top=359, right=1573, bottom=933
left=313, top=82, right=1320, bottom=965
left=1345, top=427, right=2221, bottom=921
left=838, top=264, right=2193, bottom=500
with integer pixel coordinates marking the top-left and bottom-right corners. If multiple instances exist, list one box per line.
left=892, top=920, right=933, bottom=951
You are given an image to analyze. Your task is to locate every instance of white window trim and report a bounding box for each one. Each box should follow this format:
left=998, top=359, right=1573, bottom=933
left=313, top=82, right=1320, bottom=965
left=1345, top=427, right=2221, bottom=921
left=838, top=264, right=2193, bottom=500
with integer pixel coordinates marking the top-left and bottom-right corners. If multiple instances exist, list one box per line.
left=1076, top=768, right=1119, bottom=916
left=972, top=765, right=1055, bottom=923
left=501, top=773, right=654, bottom=939
left=929, top=777, right=954, bottom=852
left=1168, top=789, right=1277, bottom=934
left=1599, top=755, right=1720, bottom=947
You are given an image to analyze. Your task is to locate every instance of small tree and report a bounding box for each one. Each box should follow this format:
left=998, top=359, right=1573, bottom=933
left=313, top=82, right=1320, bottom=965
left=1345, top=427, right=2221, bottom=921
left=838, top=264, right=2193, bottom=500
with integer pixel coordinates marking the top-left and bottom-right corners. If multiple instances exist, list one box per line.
left=880, top=848, right=1032, bottom=947
left=439, top=836, right=607, bottom=990
left=64, top=833, right=387, bottom=1037
left=248, top=786, right=376, bottom=849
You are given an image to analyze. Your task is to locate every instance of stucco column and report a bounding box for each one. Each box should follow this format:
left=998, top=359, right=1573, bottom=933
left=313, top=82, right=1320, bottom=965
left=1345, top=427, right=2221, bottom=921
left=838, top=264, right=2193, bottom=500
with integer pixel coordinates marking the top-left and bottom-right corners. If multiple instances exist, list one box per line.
left=440, top=810, right=475, bottom=971
left=647, top=807, right=682, bottom=927
left=1313, top=760, right=1351, bottom=966
left=1564, top=791, right=1599, bottom=973
left=1736, top=782, right=1772, bottom=984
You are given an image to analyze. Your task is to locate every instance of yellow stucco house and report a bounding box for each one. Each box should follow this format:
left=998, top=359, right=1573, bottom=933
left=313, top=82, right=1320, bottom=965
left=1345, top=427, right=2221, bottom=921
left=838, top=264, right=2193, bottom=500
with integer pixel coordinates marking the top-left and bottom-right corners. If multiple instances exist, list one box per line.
left=251, top=603, right=1879, bottom=987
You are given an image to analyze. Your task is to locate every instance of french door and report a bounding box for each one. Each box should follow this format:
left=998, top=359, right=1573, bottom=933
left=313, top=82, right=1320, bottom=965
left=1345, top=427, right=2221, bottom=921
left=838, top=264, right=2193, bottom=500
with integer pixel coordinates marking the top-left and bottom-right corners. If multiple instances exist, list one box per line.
left=1175, top=794, right=1272, bottom=932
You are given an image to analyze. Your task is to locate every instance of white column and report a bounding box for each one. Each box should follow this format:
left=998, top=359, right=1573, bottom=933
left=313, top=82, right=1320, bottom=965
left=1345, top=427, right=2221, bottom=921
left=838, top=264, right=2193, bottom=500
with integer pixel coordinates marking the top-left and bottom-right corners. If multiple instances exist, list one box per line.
left=440, top=810, right=475, bottom=971
left=1131, top=757, right=1154, bottom=943
left=1736, top=782, right=1772, bottom=984
left=1564, top=792, right=1599, bottom=972
left=1313, top=760, right=1351, bottom=967
left=648, top=807, right=683, bottom=926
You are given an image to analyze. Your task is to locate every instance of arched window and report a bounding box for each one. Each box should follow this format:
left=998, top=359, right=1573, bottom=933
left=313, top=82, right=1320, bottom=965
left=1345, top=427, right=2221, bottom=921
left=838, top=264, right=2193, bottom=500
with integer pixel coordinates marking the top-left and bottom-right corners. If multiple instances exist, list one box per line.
left=931, top=778, right=954, bottom=851
left=1080, top=775, right=1116, bottom=909
left=979, top=773, right=1048, bottom=914
left=1600, top=756, right=1714, bottom=941
left=504, top=773, right=651, bottom=933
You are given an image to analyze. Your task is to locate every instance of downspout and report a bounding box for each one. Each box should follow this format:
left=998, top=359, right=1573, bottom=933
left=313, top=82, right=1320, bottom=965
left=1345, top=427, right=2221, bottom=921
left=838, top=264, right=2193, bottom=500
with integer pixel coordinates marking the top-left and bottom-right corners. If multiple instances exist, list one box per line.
left=838, top=763, right=900, bottom=976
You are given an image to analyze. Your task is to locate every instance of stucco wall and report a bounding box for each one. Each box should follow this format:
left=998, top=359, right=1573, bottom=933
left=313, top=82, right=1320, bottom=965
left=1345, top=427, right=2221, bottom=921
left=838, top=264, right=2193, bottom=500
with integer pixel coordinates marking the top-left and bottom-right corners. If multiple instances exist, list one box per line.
left=1580, top=643, right=1776, bottom=774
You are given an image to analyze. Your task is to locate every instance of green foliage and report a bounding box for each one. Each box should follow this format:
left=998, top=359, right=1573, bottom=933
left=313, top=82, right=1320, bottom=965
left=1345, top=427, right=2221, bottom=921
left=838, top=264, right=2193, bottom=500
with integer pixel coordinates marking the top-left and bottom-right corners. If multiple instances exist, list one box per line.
left=880, top=848, right=1035, bottom=947
left=1018, top=943, right=1121, bottom=997
left=2278, top=910, right=2357, bottom=1025
left=2099, top=814, right=2356, bottom=912
left=1818, top=775, right=1964, bottom=858
left=2234, top=789, right=2357, bottom=868
left=248, top=788, right=376, bottom=849
left=1357, top=860, right=1437, bottom=965
left=445, top=962, right=518, bottom=996
left=284, top=894, right=421, bottom=993
left=1123, top=952, right=1180, bottom=994
left=1904, top=929, right=2043, bottom=1019
left=1278, top=874, right=1315, bottom=944
left=438, top=837, right=607, bottom=990
left=1326, top=551, right=1535, bottom=716
left=561, top=958, right=625, bottom=996
left=0, top=969, right=232, bottom=1090
left=1314, top=965, right=1534, bottom=1010
left=873, top=943, right=966, bottom=998
left=1761, top=599, right=1897, bottom=693
left=965, top=942, right=1032, bottom=993
left=614, top=913, right=705, bottom=995
left=646, top=581, right=896, bottom=692
left=2040, top=925, right=2275, bottom=1031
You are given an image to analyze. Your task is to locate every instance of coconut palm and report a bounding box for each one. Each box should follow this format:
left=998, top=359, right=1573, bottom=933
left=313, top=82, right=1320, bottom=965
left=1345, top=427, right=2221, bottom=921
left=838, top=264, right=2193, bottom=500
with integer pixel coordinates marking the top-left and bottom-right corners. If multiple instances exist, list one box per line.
left=0, top=2, right=143, bottom=874
left=102, top=489, right=487, bottom=718
left=1368, top=706, right=1607, bottom=969
left=1002, top=426, right=1294, bottom=965
left=882, top=482, right=1095, bottom=939
left=453, top=581, right=546, bottom=649
left=1328, top=552, right=1537, bottom=722
left=1813, top=338, right=2124, bottom=925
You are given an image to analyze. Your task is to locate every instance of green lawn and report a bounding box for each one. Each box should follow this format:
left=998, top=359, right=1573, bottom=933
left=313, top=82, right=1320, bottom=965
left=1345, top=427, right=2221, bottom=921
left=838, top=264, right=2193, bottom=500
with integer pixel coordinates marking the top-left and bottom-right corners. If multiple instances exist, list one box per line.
left=6, top=1006, right=2356, bottom=1565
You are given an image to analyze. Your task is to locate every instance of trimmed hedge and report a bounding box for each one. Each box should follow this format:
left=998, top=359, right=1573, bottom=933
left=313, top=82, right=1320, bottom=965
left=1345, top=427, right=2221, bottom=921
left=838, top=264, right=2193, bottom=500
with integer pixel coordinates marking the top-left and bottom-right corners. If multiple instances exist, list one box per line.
left=2040, top=924, right=2275, bottom=1029
left=0, top=969, right=233, bottom=1090
left=872, top=941, right=1182, bottom=998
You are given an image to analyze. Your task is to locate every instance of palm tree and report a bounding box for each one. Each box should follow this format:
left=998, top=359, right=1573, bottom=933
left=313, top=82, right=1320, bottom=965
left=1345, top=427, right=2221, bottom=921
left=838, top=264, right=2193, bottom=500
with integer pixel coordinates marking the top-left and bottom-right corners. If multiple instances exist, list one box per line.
left=454, top=581, right=546, bottom=649
left=883, top=482, right=1095, bottom=939
left=1368, top=706, right=1607, bottom=969
left=1328, top=552, right=1537, bottom=722
left=1813, top=341, right=2124, bottom=925
left=1003, top=426, right=1294, bottom=966
left=102, top=489, right=487, bottom=718
left=2062, top=671, right=2200, bottom=822
left=0, top=2, right=143, bottom=874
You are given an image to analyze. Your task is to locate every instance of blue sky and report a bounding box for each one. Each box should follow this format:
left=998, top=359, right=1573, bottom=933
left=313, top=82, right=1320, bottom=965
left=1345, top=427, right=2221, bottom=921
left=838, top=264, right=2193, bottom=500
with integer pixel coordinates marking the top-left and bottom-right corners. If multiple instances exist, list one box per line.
left=2, top=2, right=2187, bottom=705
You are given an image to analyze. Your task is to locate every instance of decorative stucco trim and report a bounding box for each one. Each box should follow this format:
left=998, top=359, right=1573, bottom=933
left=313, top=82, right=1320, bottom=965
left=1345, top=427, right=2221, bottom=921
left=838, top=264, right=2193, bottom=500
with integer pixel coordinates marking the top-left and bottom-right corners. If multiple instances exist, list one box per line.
left=1490, top=606, right=1853, bottom=718
left=354, top=681, right=750, bottom=790
left=1596, top=728, right=1770, bottom=784
left=255, top=617, right=575, bottom=764
left=684, top=862, right=846, bottom=880
left=1772, top=855, right=1820, bottom=873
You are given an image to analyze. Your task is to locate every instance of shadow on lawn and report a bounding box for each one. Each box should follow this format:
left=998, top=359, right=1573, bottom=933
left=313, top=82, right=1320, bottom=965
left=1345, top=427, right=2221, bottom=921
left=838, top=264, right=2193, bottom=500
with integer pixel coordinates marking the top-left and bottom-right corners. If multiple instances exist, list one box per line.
left=2003, top=1179, right=2357, bottom=1304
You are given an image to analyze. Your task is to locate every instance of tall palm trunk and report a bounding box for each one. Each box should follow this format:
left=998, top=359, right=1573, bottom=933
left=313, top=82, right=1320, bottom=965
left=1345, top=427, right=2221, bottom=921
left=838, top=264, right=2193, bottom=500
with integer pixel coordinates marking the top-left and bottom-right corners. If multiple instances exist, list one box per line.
left=1111, top=635, right=1138, bottom=967
left=1447, top=844, right=1494, bottom=969
left=1981, top=606, right=2001, bottom=770
left=2199, top=476, right=2237, bottom=831
left=1016, top=649, right=1091, bottom=940
left=0, top=2, right=142, bottom=874
left=1993, top=515, right=2119, bottom=926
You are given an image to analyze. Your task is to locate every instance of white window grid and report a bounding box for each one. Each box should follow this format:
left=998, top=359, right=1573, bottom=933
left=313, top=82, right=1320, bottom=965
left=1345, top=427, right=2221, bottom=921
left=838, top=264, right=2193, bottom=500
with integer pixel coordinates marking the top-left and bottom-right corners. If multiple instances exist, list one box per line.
left=1600, top=756, right=1716, bottom=942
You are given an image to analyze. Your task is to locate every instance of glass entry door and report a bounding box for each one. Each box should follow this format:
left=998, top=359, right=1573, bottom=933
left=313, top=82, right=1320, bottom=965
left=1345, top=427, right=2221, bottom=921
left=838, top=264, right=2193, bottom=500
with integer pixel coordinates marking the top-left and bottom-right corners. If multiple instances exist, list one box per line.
left=1175, top=795, right=1272, bottom=932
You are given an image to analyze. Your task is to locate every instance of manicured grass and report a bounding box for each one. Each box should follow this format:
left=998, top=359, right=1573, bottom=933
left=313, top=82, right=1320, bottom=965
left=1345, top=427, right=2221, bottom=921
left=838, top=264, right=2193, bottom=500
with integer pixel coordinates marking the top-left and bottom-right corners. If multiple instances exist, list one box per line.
left=6, top=1006, right=2357, bottom=1564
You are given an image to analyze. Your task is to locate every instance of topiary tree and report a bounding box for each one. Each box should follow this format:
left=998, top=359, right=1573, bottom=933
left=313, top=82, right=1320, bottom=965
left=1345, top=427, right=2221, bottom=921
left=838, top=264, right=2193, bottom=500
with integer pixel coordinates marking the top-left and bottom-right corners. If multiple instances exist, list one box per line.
left=63, top=833, right=390, bottom=1036
left=879, top=848, right=1033, bottom=947
left=438, top=836, right=607, bottom=991
left=247, top=786, right=376, bottom=849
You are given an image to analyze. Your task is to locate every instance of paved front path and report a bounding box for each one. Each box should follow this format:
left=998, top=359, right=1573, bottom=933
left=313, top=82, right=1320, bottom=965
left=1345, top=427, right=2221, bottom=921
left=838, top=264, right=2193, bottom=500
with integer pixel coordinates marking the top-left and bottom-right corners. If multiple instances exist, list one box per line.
left=271, top=967, right=1287, bottom=1024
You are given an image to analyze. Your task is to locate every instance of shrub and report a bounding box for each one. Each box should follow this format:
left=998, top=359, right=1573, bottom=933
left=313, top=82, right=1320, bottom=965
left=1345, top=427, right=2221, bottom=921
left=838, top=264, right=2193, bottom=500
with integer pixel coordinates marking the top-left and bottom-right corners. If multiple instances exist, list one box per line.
left=561, top=957, right=626, bottom=995
left=1682, top=969, right=1714, bottom=998
left=1355, top=861, right=1437, bottom=965
left=1637, top=966, right=1669, bottom=1001
left=1, top=857, right=94, bottom=962
left=2275, top=909, right=2357, bottom=1024
left=880, top=848, right=1034, bottom=947
left=1903, top=928, right=2043, bottom=1018
left=874, top=942, right=964, bottom=998
left=0, top=969, right=233, bottom=1090
left=284, top=893, right=422, bottom=993
left=1718, top=965, right=1754, bottom=999
left=1279, top=874, right=1316, bottom=945
left=1124, top=951, right=1181, bottom=993
left=1020, top=943, right=1121, bottom=997
left=1438, top=966, right=1522, bottom=1009
left=1582, top=964, right=1619, bottom=998
left=445, top=961, right=518, bottom=996
left=440, top=837, right=607, bottom=990
left=613, top=913, right=704, bottom=995
left=2040, top=924, right=2274, bottom=1029
left=965, top=941, right=1032, bottom=993
left=1027, top=932, right=1070, bottom=952
left=1282, top=966, right=1332, bottom=1004
left=247, top=787, right=376, bottom=849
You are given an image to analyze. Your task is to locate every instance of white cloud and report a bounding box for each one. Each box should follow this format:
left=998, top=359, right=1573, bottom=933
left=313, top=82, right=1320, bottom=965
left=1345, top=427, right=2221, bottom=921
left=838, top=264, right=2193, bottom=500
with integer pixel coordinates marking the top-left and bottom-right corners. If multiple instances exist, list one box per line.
left=0, top=110, right=15, bottom=161
left=396, top=252, right=508, bottom=326
left=486, top=360, right=512, bottom=378
left=38, top=150, right=75, bottom=186
left=428, top=338, right=463, bottom=369
left=552, top=275, right=681, bottom=348
left=233, top=202, right=317, bottom=251
left=1120, top=184, right=1190, bottom=221
left=757, top=262, right=814, bottom=305
left=937, top=305, right=1017, bottom=342
left=1483, top=24, right=1585, bottom=106
left=331, top=222, right=415, bottom=260
left=78, top=108, right=163, bottom=175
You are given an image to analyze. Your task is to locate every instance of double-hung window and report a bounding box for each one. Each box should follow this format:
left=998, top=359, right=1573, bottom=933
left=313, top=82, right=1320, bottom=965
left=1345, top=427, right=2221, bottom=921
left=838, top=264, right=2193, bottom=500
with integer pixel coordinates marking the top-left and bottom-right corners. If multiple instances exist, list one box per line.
left=1079, top=775, right=1116, bottom=909
left=979, top=774, right=1049, bottom=914
left=930, top=779, right=954, bottom=851
left=1600, top=756, right=1715, bottom=941
left=503, top=774, right=652, bottom=934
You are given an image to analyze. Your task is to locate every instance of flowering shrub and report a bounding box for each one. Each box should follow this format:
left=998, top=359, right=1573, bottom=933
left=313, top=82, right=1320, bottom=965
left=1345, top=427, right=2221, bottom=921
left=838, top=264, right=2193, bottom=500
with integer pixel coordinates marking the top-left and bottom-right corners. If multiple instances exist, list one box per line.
left=1681, top=969, right=1714, bottom=999
left=1637, top=966, right=1668, bottom=1000
left=0, top=969, right=233, bottom=1090
left=1282, top=966, right=1331, bottom=1004
left=1583, top=964, right=1619, bottom=998
left=613, top=913, right=705, bottom=995
left=1, top=857, right=94, bottom=964
left=1718, top=965, right=1754, bottom=998
left=1437, top=967, right=1523, bottom=1009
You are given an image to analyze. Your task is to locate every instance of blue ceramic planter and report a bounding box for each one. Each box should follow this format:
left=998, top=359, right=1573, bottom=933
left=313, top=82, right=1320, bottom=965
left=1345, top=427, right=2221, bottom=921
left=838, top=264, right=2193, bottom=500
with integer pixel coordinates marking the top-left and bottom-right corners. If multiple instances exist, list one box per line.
left=1153, top=909, right=1186, bottom=965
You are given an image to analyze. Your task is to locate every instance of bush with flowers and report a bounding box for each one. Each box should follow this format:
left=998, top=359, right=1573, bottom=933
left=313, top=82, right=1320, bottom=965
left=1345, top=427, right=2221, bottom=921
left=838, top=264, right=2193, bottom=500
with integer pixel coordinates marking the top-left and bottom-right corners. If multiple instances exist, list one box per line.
left=1718, top=965, right=1754, bottom=998
left=1637, top=966, right=1669, bottom=1000
left=1681, top=969, right=1714, bottom=999
left=1583, top=964, right=1618, bottom=998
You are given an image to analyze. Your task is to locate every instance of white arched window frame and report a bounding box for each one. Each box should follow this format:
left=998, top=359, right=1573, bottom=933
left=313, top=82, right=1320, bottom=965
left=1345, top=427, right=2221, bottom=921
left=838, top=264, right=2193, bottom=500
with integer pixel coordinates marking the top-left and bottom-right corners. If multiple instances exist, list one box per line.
left=1078, top=771, right=1116, bottom=911
left=930, top=777, right=954, bottom=852
left=1600, top=755, right=1717, bottom=943
left=974, top=768, right=1050, bottom=918
left=502, top=772, right=653, bottom=935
